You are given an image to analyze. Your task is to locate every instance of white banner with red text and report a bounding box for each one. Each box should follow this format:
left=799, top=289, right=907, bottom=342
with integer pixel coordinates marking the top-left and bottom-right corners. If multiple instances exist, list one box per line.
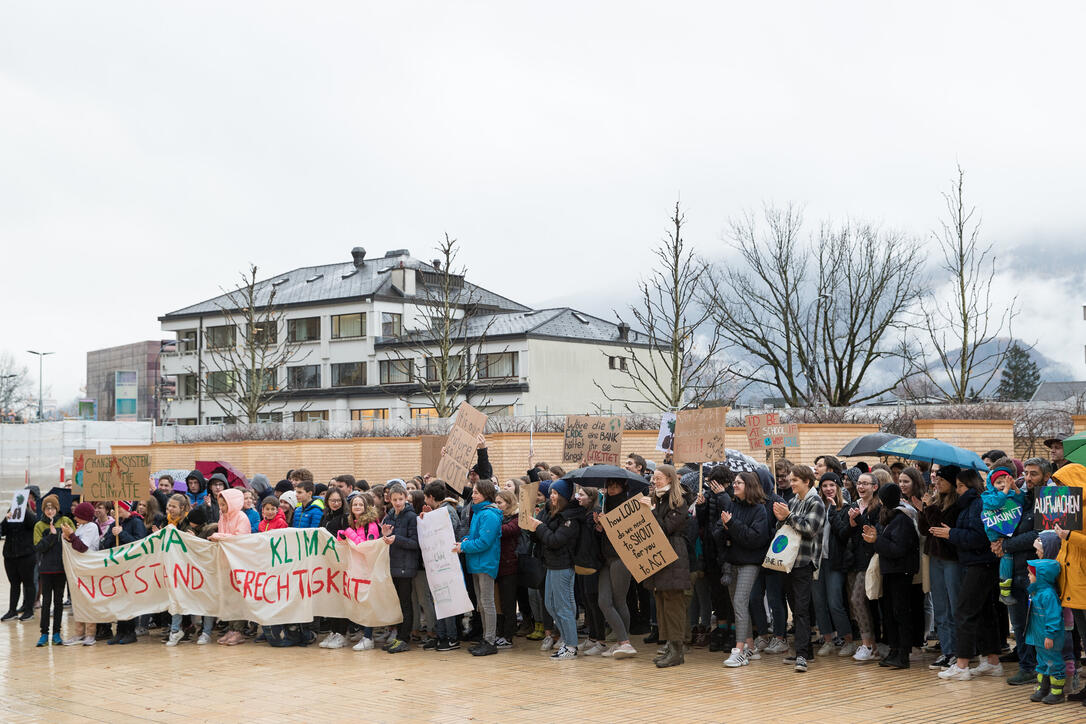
left=62, top=527, right=402, bottom=626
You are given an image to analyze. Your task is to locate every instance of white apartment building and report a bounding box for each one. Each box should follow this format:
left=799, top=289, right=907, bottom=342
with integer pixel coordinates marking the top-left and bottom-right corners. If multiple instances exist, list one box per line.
left=158, top=247, right=657, bottom=424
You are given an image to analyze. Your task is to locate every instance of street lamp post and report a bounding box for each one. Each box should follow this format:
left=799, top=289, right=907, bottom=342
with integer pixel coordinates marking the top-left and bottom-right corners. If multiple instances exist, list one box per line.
left=26, top=350, right=54, bottom=421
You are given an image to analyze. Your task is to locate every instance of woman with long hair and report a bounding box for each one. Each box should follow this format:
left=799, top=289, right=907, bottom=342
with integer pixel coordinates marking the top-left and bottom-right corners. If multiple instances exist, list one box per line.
left=812, top=472, right=854, bottom=657
left=834, top=471, right=882, bottom=662
left=919, top=465, right=962, bottom=670
left=645, top=464, right=693, bottom=668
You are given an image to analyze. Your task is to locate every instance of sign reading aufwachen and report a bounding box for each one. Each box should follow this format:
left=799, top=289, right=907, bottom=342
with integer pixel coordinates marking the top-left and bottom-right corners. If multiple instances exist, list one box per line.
left=63, top=527, right=402, bottom=626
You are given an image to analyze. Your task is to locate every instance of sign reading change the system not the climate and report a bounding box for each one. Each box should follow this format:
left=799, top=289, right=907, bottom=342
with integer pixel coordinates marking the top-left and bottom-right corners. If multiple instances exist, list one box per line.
left=1034, top=486, right=1083, bottom=531
left=81, top=454, right=150, bottom=501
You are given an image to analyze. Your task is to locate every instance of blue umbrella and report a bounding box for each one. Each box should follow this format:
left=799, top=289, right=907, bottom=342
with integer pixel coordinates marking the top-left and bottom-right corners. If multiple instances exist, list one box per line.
left=875, top=438, right=988, bottom=472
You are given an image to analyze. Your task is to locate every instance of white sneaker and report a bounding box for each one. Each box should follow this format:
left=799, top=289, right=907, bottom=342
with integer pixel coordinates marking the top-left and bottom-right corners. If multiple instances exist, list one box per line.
left=82, top=635, right=96, bottom=646
left=938, top=663, right=973, bottom=680
left=852, top=644, right=876, bottom=662
left=196, top=632, right=211, bottom=645
left=816, top=641, right=836, bottom=657
left=582, top=641, right=606, bottom=656
left=353, top=637, right=375, bottom=651
left=166, top=630, right=184, bottom=647
left=599, top=644, right=618, bottom=658
left=611, top=642, right=637, bottom=659
left=540, top=635, right=556, bottom=651
left=746, top=649, right=761, bottom=660
left=838, top=641, right=859, bottom=657
left=319, top=633, right=335, bottom=648
left=62, top=636, right=84, bottom=646
left=969, top=661, right=1004, bottom=677
left=326, top=633, right=348, bottom=649
left=724, top=647, right=749, bottom=668
left=753, top=636, right=769, bottom=651
left=550, top=645, right=576, bottom=660
left=764, top=637, right=789, bottom=654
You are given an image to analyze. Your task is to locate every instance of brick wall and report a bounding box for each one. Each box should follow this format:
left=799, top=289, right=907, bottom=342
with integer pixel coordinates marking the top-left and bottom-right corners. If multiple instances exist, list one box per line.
left=914, top=419, right=1014, bottom=458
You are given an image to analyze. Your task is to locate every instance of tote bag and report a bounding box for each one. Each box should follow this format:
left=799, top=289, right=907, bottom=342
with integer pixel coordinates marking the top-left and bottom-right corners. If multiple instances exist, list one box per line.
left=865, top=553, right=882, bottom=600
left=762, top=525, right=801, bottom=573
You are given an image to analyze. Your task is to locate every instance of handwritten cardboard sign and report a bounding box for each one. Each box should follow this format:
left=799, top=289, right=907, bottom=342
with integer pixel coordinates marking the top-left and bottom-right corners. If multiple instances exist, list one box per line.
left=599, top=496, right=678, bottom=583
left=745, top=413, right=799, bottom=450
left=519, top=482, right=539, bottom=528
left=81, top=454, right=150, bottom=502
left=562, top=415, right=624, bottom=466
left=673, top=407, right=729, bottom=465
left=420, top=435, right=446, bottom=477
left=72, top=448, right=96, bottom=495
left=1034, top=486, right=1083, bottom=531
left=417, top=506, right=474, bottom=619
left=434, top=402, right=489, bottom=485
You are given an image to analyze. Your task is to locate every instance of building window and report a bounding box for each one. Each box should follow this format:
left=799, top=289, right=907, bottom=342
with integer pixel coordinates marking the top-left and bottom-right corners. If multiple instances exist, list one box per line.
left=381, top=313, right=402, bottom=337
left=379, top=358, right=413, bottom=384
left=205, top=415, right=237, bottom=425
left=293, top=410, right=328, bottom=422
left=331, top=313, right=366, bottom=339
left=178, top=329, right=198, bottom=353
left=256, top=412, right=283, bottom=423
left=288, top=317, right=321, bottom=342
left=609, top=356, right=628, bottom=371
left=425, top=355, right=464, bottom=382
left=411, top=407, right=439, bottom=419
left=287, top=365, right=321, bottom=389
left=351, top=408, right=389, bottom=421
left=205, top=325, right=236, bottom=349
left=245, top=368, right=278, bottom=392
left=249, top=321, right=278, bottom=346
left=331, top=362, right=366, bottom=387
left=206, top=371, right=235, bottom=395
left=479, top=352, right=518, bottom=379
left=178, top=374, right=199, bottom=399
left=171, top=418, right=198, bottom=426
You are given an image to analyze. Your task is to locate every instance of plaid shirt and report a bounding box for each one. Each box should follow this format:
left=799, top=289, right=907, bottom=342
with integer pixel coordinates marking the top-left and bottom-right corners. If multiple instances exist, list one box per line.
left=781, top=485, right=826, bottom=570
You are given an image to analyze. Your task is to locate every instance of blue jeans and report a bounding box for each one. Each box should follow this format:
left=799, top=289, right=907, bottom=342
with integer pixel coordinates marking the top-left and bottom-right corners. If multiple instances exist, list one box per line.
left=544, top=568, right=577, bottom=648
left=171, top=613, right=214, bottom=635
left=812, top=567, right=851, bottom=640
left=1009, top=574, right=1035, bottom=672
left=928, top=557, right=960, bottom=657
left=434, top=615, right=457, bottom=641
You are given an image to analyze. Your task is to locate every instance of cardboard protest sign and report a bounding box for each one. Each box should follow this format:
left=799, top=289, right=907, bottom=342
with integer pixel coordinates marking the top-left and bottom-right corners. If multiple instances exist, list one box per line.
left=745, top=413, right=799, bottom=450
left=63, top=527, right=402, bottom=626
left=673, top=407, right=729, bottom=465
left=657, top=412, right=676, bottom=453
left=435, top=402, right=489, bottom=485
left=981, top=496, right=1022, bottom=536
left=519, top=482, right=539, bottom=528
left=8, top=488, right=30, bottom=523
left=1034, top=486, right=1083, bottom=531
left=563, top=415, right=625, bottom=466
left=72, top=448, right=96, bottom=495
left=81, top=454, right=150, bottom=501
left=420, top=435, right=446, bottom=477
left=417, top=506, right=474, bottom=619
left=599, top=496, right=678, bottom=582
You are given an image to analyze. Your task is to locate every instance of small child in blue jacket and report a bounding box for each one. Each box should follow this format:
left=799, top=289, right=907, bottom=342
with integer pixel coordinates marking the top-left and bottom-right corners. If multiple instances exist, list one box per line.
left=1025, top=558, right=1065, bottom=704
left=981, top=466, right=1024, bottom=604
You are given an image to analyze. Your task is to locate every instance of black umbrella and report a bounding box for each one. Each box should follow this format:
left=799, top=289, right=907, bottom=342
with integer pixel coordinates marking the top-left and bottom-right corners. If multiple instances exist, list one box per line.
left=561, top=465, right=650, bottom=495
left=838, top=433, right=903, bottom=458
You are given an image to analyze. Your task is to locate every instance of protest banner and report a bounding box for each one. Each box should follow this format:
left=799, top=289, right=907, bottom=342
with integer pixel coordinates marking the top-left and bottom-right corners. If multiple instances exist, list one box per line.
left=81, top=454, right=150, bottom=502
left=435, top=402, right=489, bottom=484
left=63, top=527, right=402, bottom=626
left=417, top=506, right=474, bottom=619
left=420, top=435, right=446, bottom=477
left=599, top=496, right=678, bottom=582
left=745, top=413, right=799, bottom=450
left=981, top=496, right=1022, bottom=536
left=562, top=415, right=624, bottom=466
left=8, top=488, right=29, bottom=523
left=1034, top=486, right=1083, bottom=531
left=656, top=412, right=676, bottom=453
left=519, top=482, right=539, bottom=528
left=673, top=407, right=729, bottom=465
left=72, top=448, right=96, bottom=495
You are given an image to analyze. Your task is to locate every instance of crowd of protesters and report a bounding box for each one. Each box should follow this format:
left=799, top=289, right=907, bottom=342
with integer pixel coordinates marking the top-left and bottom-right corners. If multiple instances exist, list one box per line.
left=3, top=433, right=1085, bottom=707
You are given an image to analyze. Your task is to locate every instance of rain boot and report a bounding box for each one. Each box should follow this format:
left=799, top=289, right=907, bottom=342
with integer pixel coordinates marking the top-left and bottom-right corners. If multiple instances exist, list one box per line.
left=1031, top=674, right=1050, bottom=703
left=1043, top=676, right=1066, bottom=705
left=655, top=640, right=684, bottom=668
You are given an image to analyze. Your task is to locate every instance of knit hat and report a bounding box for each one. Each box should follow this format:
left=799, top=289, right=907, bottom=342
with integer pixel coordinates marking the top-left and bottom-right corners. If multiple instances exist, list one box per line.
left=274, top=479, right=294, bottom=494
left=73, top=502, right=95, bottom=523
left=280, top=490, right=298, bottom=508
left=989, top=467, right=1015, bottom=485
left=845, top=467, right=862, bottom=484
left=537, top=480, right=552, bottom=500
left=878, top=482, right=902, bottom=510
left=936, top=465, right=961, bottom=484
left=551, top=479, right=574, bottom=502
left=41, top=494, right=60, bottom=512
left=820, top=471, right=843, bottom=485
left=185, top=506, right=208, bottom=528
left=1037, top=530, right=1062, bottom=559
left=116, top=500, right=133, bottom=513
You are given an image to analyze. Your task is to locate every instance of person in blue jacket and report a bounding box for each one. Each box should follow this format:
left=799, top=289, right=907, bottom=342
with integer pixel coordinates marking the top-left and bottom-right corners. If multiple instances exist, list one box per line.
left=184, top=470, right=208, bottom=507
left=454, top=479, right=503, bottom=657
left=292, top=481, right=326, bottom=528
left=1026, top=558, right=1067, bottom=704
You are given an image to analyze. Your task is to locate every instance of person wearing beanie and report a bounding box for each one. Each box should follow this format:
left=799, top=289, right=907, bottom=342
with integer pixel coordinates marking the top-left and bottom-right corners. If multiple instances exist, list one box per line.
left=274, top=479, right=294, bottom=497
left=918, top=464, right=965, bottom=670
left=101, top=499, right=148, bottom=645
left=32, top=494, right=74, bottom=646
left=520, top=474, right=584, bottom=660
left=278, top=491, right=298, bottom=526
left=60, top=502, right=101, bottom=645
left=980, top=464, right=1027, bottom=606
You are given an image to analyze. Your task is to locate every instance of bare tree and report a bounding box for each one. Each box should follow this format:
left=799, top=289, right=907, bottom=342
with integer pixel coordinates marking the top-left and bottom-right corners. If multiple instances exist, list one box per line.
left=704, top=205, right=923, bottom=406
left=908, top=166, right=1017, bottom=403
left=380, top=234, right=505, bottom=417
left=595, top=201, right=736, bottom=411
left=186, top=265, right=312, bottom=423
left=0, top=351, right=32, bottom=418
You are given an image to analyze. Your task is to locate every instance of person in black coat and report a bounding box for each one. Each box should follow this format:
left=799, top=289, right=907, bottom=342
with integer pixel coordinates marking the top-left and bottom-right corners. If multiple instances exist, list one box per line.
left=864, top=483, right=919, bottom=669
left=2, top=491, right=39, bottom=621
left=834, top=472, right=882, bottom=660
left=380, top=483, right=420, bottom=653
left=101, top=502, right=148, bottom=644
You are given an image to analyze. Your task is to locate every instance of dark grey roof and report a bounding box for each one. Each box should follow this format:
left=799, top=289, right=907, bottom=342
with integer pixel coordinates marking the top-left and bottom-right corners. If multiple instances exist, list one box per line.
left=160, top=251, right=529, bottom=320
left=377, top=308, right=650, bottom=347
left=1030, top=380, right=1086, bottom=403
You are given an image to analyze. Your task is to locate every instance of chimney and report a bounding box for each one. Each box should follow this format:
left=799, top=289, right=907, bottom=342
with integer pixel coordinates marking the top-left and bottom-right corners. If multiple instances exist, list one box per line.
left=617, top=321, right=630, bottom=341
left=351, top=247, right=367, bottom=268
left=432, top=259, right=442, bottom=271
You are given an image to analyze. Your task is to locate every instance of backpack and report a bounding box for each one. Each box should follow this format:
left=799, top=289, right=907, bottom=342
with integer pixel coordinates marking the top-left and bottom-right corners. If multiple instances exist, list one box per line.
left=573, top=515, right=602, bottom=575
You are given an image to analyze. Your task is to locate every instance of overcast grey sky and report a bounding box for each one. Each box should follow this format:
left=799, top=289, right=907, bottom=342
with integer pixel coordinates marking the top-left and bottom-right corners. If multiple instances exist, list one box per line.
left=2, top=1, right=1084, bottom=405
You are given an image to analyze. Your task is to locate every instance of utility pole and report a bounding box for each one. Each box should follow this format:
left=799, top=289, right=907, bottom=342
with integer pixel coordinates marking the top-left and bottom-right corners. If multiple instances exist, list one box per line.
left=27, top=350, right=53, bottom=421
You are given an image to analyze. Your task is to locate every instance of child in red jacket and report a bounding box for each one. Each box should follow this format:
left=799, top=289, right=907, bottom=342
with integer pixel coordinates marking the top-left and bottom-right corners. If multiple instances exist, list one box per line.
left=258, top=497, right=288, bottom=531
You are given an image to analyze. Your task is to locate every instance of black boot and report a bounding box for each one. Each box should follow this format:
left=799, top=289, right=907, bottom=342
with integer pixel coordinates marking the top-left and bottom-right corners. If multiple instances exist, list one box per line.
left=1031, top=674, right=1050, bottom=703
left=643, top=627, right=659, bottom=644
